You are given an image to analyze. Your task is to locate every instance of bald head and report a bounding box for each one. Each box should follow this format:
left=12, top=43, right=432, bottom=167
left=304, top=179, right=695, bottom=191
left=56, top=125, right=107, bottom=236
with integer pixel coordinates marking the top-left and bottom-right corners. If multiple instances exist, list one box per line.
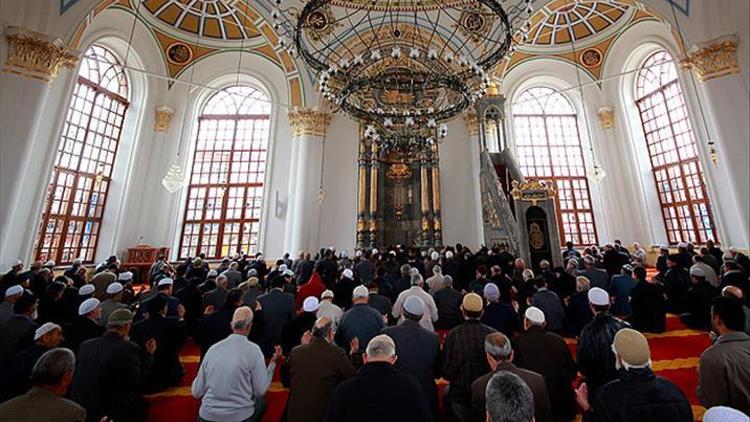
left=722, top=285, right=744, bottom=301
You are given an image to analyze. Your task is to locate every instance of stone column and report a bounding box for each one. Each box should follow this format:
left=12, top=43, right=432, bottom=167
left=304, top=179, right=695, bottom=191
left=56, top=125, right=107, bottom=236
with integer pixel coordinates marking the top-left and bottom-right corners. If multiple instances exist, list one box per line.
left=464, top=111, right=485, bottom=244
left=0, top=27, right=78, bottom=267
left=368, top=142, right=379, bottom=248
left=430, top=145, right=443, bottom=247
left=356, top=139, right=369, bottom=249
left=286, top=108, right=331, bottom=255
left=419, top=153, right=431, bottom=247
left=682, top=34, right=750, bottom=247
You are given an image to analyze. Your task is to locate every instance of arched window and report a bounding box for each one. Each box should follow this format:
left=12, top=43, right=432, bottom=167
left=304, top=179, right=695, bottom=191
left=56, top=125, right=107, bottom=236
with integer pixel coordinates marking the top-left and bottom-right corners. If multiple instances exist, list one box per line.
left=512, top=86, right=598, bottom=246
left=34, top=45, right=129, bottom=264
left=179, top=85, right=271, bottom=259
left=635, top=50, right=716, bottom=244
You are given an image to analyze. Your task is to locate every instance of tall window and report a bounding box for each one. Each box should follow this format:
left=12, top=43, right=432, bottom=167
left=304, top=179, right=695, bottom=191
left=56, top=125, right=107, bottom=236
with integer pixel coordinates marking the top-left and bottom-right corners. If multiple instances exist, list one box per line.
left=635, top=50, right=716, bottom=244
left=34, top=45, right=129, bottom=264
left=179, top=86, right=271, bottom=259
left=513, top=87, right=598, bottom=246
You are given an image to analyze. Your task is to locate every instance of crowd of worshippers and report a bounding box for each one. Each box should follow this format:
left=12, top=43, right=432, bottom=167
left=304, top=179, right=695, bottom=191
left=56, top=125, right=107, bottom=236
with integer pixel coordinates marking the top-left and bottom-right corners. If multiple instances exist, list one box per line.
left=0, top=241, right=748, bottom=422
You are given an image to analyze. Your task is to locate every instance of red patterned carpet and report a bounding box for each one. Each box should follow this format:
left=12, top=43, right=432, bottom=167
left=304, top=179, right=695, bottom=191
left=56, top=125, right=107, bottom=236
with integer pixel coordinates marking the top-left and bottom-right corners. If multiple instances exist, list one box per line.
left=144, top=314, right=711, bottom=422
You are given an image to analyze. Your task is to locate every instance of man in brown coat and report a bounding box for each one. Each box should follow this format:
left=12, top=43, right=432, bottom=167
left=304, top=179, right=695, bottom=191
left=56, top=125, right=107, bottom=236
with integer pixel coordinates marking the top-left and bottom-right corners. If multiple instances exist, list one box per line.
left=698, top=296, right=750, bottom=415
left=281, top=317, right=356, bottom=422
left=0, top=347, right=86, bottom=422
left=472, top=332, right=552, bottom=422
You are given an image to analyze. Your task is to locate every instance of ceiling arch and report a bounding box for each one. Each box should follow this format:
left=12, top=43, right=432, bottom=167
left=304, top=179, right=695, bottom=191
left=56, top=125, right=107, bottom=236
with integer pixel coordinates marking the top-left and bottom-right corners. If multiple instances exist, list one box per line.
left=527, top=1, right=633, bottom=47
left=142, top=0, right=262, bottom=41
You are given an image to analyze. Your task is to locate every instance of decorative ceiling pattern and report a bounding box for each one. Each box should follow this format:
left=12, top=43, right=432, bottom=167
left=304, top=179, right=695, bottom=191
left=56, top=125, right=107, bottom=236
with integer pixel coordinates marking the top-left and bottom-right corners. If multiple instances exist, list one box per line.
left=528, top=1, right=631, bottom=46
left=143, top=0, right=262, bottom=40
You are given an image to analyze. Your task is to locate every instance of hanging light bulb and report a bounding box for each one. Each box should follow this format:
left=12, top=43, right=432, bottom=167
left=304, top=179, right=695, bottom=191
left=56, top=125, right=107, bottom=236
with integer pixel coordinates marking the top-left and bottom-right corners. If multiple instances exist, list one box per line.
left=162, top=163, right=185, bottom=193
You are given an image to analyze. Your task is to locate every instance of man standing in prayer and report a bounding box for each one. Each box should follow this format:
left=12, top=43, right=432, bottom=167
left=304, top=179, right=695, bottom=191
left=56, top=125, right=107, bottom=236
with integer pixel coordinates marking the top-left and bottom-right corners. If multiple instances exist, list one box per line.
left=281, top=317, right=355, bottom=422
left=326, top=334, right=431, bottom=422
left=70, top=309, right=156, bottom=422
left=392, top=272, right=438, bottom=331
left=192, top=306, right=281, bottom=422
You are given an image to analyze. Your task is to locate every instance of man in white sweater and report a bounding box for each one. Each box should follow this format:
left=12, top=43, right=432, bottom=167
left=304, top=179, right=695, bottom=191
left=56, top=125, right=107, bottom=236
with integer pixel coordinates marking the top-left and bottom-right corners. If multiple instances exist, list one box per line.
left=392, top=273, right=439, bottom=331
left=192, top=306, right=282, bottom=422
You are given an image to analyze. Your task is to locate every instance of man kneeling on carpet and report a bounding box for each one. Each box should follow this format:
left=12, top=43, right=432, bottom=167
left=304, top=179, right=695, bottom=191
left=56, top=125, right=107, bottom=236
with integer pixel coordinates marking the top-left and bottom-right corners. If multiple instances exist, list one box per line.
left=192, top=306, right=282, bottom=422
left=574, top=328, right=693, bottom=422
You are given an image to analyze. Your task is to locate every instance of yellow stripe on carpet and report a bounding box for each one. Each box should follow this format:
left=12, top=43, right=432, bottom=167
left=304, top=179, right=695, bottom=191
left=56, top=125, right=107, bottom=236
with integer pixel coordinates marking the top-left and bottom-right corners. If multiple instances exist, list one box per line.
left=644, top=329, right=704, bottom=339
left=652, top=357, right=700, bottom=371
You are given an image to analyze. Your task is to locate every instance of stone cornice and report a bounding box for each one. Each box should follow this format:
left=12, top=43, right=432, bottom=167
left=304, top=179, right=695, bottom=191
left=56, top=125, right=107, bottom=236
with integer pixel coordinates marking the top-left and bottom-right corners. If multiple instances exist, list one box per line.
left=682, top=34, right=740, bottom=83
left=288, top=108, right=332, bottom=137
left=3, top=27, right=79, bottom=83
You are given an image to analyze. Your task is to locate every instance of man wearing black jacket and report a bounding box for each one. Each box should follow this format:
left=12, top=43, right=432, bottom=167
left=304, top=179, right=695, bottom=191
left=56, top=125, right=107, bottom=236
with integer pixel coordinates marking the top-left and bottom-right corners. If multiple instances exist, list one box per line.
left=70, top=308, right=156, bottom=422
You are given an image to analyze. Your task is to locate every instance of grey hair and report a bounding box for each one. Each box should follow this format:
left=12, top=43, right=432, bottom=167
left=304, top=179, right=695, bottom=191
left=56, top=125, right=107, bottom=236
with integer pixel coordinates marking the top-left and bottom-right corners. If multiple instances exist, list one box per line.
left=312, top=318, right=333, bottom=338
left=410, top=273, right=423, bottom=286
left=365, top=337, right=396, bottom=358
left=400, top=264, right=411, bottom=276
left=576, top=276, right=591, bottom=292
left=231, top=312, right=254, bottom=330
left=216, top=275, right=229, bottom=287
left=484, top=333, right=513, bottom=361
left=31, top=348, right=75, bottom=386
left=432, top=265, right=442, bottom=274
left=521, top=269, right=535, bottom=281
left=485, top=371, right=534, bottom=422
left=443, top=275, right=453, bottom=287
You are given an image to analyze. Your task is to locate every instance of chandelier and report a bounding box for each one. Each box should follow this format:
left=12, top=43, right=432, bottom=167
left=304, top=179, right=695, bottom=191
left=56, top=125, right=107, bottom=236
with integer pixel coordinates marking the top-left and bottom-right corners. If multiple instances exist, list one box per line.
left=364, top=119, right=448, bottom=157
left=275, top=0, right=513, bottom=133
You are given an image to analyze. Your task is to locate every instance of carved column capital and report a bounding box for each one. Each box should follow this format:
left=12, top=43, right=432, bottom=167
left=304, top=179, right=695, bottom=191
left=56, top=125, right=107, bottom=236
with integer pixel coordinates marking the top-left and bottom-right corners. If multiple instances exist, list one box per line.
left=3, top=27, right=79, bottom=83
left=154, top=106, right=175, bottom=132
left=597, top=106, right=614, bottom=130
left=288, top=107, right=332, bottom=137
left=682, top=34, right=740, bottom=83
left=463, top=110, right=480, bottom=136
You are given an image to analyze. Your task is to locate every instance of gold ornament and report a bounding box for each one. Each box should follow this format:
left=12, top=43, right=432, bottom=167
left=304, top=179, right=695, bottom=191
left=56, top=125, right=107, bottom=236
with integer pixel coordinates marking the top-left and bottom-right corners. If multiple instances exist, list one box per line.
left=154, top=106, right=175, bottom=132
left=288, top=108, right=332, bottom=137
left=3, top=27, right=78, bottom=83
left=682, top=34, right=740, bottom=83
left=463, top=111, right=480, bottom=136
left=529, top=223, right=545, bottom=250
left=510, top=179, right=556, bottom=206
left=597, top=106, right=614, bottom=130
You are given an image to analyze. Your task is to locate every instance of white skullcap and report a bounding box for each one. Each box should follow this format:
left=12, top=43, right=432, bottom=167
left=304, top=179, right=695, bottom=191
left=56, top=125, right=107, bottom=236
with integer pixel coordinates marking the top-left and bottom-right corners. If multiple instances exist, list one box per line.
left=431, top=251, right=440, bottom=261
left=483, top=283, right=500, bottom=301
left=157, top=278, right=174, bottom=287
left=677, top=242, right=688, bottom=248
left=303, top=296, right=320, bottom=313
left=588, top=287, right=610, bottom=306
left=13, top=260, right=23, bottom=266
left=78, top=284, right=95, bottom=296
left=355, top=250, right=363, bottom=258
left=279, top=264, right=288, bottom=272
left=729, top=246, right=739, bottom=254
left=247, top=269, right=257, bottom=276
left=524, top=306, right=545, bottom=325
left=118, top=271, right=133, bottom=282
left=445, top=251, right=454, bottom=259
left=404, top=296, right=425, bottom=316
left=207, top=270, right=218, bottom=277
left=283, top=269, right=294, bottom=277
left=321, top=289, right=334, bottom=299
left=5, top=285, right=24, bottom=297
left=690, top=266, right=706, bottom=278
left=342, top=269, right=354, bottom=280
left=34, top=322, right=61, bottom=340
left=44, top=260, right=56, bottom=268
left=389, top=251, right=397, bottom=256
left=372, top=248, right=379, bottom=255
left=78, top=298, right=100, bottom=315
left=72, top=258, right=83, bottom=265
left=106, top=282, right=124, bottom=295
left=703, top=406, right=749, bottom=422
left=352, top=285, right=369, bottom=299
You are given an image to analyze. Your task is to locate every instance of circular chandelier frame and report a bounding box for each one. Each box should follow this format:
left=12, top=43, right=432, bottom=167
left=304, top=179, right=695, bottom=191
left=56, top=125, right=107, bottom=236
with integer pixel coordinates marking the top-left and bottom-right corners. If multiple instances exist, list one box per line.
left=281, top=0, right=513, bottom=125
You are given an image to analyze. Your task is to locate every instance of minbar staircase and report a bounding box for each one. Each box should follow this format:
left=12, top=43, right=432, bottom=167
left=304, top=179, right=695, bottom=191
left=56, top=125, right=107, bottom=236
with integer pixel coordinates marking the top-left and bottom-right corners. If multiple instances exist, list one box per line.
left=479, top=149, right=525, bottom=254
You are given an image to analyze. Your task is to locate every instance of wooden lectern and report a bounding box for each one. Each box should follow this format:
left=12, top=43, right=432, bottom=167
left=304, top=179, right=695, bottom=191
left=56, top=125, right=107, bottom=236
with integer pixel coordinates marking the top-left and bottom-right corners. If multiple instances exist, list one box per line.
left=124, top=245, right=170, bottom=284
